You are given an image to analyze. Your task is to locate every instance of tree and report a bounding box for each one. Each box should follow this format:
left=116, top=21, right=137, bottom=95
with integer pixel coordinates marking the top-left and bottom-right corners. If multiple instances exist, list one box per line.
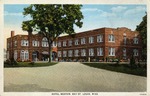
left=22, top=4, right=84, bottom=62
left=136, top=14, right=147, bottom=61
left=22, top=20, right=33, bottom=35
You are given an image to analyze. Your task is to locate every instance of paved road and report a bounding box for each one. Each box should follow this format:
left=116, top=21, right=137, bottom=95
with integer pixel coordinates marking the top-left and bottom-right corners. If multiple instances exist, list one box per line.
left=4, top=62, right=147, bottom=92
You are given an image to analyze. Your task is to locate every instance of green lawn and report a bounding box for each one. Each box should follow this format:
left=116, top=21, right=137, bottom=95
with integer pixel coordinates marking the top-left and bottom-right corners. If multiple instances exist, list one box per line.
left=4, top=62, right=58, bottom=68
left=82, top=63, right=147, bottom=77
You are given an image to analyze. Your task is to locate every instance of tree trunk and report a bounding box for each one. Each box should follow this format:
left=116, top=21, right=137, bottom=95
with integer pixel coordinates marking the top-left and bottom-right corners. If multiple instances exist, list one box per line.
left=48, top=42, right=52, bottom=62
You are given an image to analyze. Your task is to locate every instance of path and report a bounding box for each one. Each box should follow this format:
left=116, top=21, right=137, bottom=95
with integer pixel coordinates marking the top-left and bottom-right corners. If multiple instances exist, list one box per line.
left=4, top=62, right=147, bottom=92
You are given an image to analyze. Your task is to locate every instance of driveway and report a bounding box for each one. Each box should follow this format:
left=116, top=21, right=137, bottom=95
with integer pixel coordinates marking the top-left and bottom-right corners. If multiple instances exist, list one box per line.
left=4, top=62, right=147, bottom=92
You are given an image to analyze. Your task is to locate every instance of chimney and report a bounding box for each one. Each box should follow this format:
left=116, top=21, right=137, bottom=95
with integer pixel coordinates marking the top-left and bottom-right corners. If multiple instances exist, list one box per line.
left=11, top=31, right=15, bottom=37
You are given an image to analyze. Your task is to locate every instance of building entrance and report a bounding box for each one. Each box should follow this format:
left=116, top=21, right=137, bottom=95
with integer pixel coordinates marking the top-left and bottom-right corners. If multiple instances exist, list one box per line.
left=52, top=51, right=57, bottom=61
left=42, top=51, right=49, bottom=61
left=32, top=51, right=39, bottom=61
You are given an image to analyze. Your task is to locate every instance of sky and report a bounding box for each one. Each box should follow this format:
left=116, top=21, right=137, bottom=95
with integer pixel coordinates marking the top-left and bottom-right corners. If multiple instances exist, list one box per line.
left=4, top=4, right=146, bottom=48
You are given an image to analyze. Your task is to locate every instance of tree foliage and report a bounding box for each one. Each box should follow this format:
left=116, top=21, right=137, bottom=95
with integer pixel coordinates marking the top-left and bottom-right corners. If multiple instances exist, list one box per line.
left=22, top=20, right=34, bottom=34
left=136, top=14, right=147, bottom=60
left=22, top=4, right=84, bottom=62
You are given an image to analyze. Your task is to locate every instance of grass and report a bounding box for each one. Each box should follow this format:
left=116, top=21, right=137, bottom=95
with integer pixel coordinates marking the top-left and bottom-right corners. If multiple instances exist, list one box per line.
left=82, top=63, right=147, bottom=77
left=4, top=62, right=58, bottom=68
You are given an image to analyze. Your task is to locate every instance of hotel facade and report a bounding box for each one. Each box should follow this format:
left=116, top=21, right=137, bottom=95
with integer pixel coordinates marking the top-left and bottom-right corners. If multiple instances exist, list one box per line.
left=7, top=31, right=57, bottom=62
left=7, top=27, right=142, bottom=62
left=57, top=27, right=142, bottom=62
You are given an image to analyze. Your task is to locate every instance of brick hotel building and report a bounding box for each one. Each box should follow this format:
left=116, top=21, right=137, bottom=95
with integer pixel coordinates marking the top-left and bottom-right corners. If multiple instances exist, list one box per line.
left=7, top=31, right=57, bottom=61
left=7, top=27, right=142, bottom=62
left=57, top=27, right=142, bottom=62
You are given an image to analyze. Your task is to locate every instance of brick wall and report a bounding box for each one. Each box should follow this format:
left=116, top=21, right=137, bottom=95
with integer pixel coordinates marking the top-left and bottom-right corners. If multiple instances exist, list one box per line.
left=7, top=32, right=57, bottom=61
left=57, top=27, right=142, bottom=62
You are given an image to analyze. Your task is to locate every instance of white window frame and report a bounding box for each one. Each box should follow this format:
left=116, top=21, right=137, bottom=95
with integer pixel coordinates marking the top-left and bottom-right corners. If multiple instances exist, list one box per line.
left=74, top=50, right=79, bottom=57
left=68, top=50, right=73, bottom=57
left=75, top=39, right=79, bottom=45
left=97, top=35, right=103, bottom=42
left=20, top=50, right=29, bottom=61
left=123, top=36, right=127, bottom=44
left=89, top=48, right=94, bottom=56
left=81, top=49, right=86, bottom=56
left=133, top=37, right=138, bottom=44
left=21, top=40, right=29, bottom=46
left=108, top=35, right=115, bottom=42
left=68, top=40, right=72, bottom=46
left=63, top=41, right=67, bottom=47
left=14, top=41, right=17, bottom=46
left=52, top=41, right=57, bottom=47
left=133, top=49, right=138, bottom=56
left=32, top=40, right=39, bottom=47
left=81, top=38, right=86, bottom=44
left=58, top=51, right=62, bottom=57
left=97, top=48, right=103, bottom=56
left=63, top=51, right=67, bottom=57
left=7, top=51, right=9, bottom=59
left=42, top=37, right=49, bottom=47
left=7, top=43, right=10, bottom=48
left=123, top=48, right=126, bottom=57
left=89, top=36, right=94, bottom=44
left=58, top=41, right=61, bottom=47
left=14, top=50, right=17, bottom=60
left=109, top=48, right=115, bottom=56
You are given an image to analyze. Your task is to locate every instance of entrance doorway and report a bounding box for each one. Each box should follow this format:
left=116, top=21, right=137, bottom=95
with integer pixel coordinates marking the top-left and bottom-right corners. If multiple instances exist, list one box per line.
left=42, top=51, right=49, bottom=61
left=32, top=51, right=39, bottom=61
left=52, top=51, right=57, bottom=61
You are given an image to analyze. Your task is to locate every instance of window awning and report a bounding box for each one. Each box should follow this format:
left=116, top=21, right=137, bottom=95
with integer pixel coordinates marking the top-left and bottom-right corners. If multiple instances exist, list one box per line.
left=42, top=51, right=49, bottom=55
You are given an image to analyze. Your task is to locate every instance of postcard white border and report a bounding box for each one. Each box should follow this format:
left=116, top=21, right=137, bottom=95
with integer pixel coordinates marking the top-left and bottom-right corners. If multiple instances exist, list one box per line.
left=1, top=0, right=150, bottom=96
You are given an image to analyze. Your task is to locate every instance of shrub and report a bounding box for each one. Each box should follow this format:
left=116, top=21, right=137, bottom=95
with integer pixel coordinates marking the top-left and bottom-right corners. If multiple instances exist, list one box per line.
left=4, top=58, right=18, bottom=67
left=4, top=59, right=11, bottom=65
left=29, top=62, right=35, bottom=66
left=116, top=58, right=120, bottom=65
left=113, top=58, right=118, bottom=62
left=130, top=55, right=136, bottom=68
left=12, top=60, right=18, bottom=66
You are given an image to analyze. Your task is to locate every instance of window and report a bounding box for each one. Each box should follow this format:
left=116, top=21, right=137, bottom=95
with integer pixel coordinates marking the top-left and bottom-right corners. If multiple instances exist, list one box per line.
left=20, top=50, right=29, bottom=61
left=74, top=50, right=79, bottom=57
left=81, top=38, right=86, bottom=44
left=32, top=40, right=39, bottom=47
left=21, top=40, right=29, bottom=46
left=97, top=35, right=103, bottom=42
left=14, top=50, right=17, bottom=60
left=7, top=43, right=10, bottom=48
left=68, top=40, right=72, bottom=46
left=97, top=48, right=103, bottom=56
left=63, top=41, right=67, bottom=46
left=109, top=48, right=115, bottom=56
left=123, top=48, right=126, bottom=57
left=81, top=49, right=86, bottom=56
left=52, top=41, right=57, bottom=47
left=7, top=51, right=9, bottom=59
left=89, top=36, right=94, bottom=44
left=133, top=49, right=138, bottom=56
left=133, top=37, right=138, bottom=44
left=42, top=37, right=49, bottom=47
left=14, top=41, right=17, bottom=46
left=89, top=48, right=94, bottom=56
left=58, top=41, right=61, bottom=47
left=75, top=39, right=79, bottom=45
left=58, top=51, right=61, bottom=57
left=123, top=36, right=127, bottom=44
left=108, top=35, right=115, bottom=42
left=68, top=50, right=73, bottom=57
left=63, top=51, right=67, bottom=57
